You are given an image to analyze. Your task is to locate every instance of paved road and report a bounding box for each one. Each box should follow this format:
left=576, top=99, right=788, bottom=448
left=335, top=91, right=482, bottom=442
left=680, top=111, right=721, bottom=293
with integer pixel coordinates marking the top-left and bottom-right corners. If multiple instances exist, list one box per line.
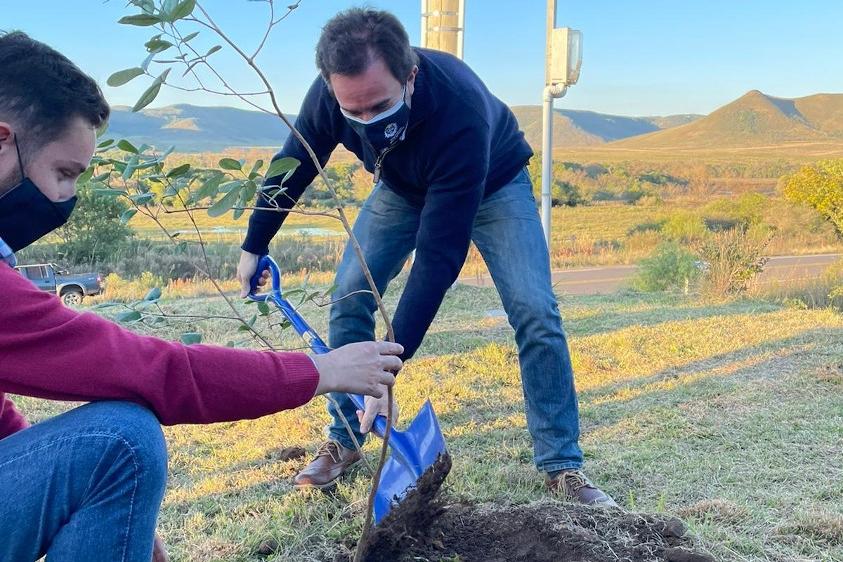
left=458, top=254, right=842, bottom=296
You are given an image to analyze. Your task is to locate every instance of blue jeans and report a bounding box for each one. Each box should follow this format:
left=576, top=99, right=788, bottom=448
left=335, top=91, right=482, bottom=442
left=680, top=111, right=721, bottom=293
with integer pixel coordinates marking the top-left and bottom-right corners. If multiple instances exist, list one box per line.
left=0, top=401, right=168, bottom=562
left=327, top=169, right=584, bottom=473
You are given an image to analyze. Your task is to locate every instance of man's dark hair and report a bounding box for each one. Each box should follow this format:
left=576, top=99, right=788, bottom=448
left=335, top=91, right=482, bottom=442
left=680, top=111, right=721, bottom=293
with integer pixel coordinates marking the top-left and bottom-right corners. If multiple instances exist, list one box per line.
left=0, top=31, right=109, bottom=160
left=316, top=8, right=419, bottom=84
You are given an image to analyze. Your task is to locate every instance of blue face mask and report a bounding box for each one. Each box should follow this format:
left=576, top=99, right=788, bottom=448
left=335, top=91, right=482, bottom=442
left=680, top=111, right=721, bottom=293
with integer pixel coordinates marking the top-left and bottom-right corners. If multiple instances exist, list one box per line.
left=0, top=134, right=77, bottom=252
left=341, top=85, right=410, bottom=155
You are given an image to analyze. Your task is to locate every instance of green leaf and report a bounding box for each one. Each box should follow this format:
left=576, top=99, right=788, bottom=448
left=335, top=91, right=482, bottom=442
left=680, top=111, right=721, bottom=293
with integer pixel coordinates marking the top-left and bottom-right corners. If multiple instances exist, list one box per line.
left=122, top=156, right=139, bottom=181
left=257, top=301, right=271, bottom=316
left=76, top=167, right=94, bottom=187
left=249, top=159, right=265, bottom=177
left=97, top=139, right=116, bottom=149
left=169, top=0, right=196, bottom=21
left=182, top=31, right=199, bottom=43
left=132, top=68, right=171, bottom=112
left=130, top=192, right=155, bottom=205
left=93, top=188, right=128, bottom=197
left=191, top=174, right=223, bottom=202
left=118, top=14, right=162, bottom=26
left=145, top=38, right=174, bottom=54
left=117, top=139, right=139, bottom=154
left=107, top=67, right=145, bottom=88
left=266, top=157, right=300, bottom=179
left=180, top=332, right=202, bottom=345
left=141, top=52, right=155, bottom=72
left=238, top=314, right=258, bottom=332
left=144, top=287, right=162, bottom=301
left=262, top=185, right=288, bottom=204
left=219, top=158, right=242, bottom=171
left=167, top=163, right=191, bottom=178
left=205, top=45, right=222, bottom=58
left=241, top=180, right=257, bottom=205
left=219, top=180, right=241, bottom=193
left=207, top=182, right=243, bottom=217
left=181, top=59, right=202, bottom=78
left=120, top=209, right=138, bottom=224
left=117, top=310, right=142, bottom=323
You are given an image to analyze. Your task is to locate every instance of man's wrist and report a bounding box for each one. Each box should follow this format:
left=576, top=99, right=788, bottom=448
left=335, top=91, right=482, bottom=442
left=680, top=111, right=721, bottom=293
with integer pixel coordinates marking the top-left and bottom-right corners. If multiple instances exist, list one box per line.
left=310, top=354, right=332, bottom=395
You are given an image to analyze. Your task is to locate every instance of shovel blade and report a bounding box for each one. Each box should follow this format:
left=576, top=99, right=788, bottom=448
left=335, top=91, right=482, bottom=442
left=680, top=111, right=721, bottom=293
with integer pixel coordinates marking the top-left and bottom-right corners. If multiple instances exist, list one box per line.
left=373, top=400, right=447, bottom=523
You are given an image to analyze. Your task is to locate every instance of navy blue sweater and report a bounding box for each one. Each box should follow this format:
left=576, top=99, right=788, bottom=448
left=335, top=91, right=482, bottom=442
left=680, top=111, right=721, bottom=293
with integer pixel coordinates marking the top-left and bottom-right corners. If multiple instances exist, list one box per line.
left=243, top=48, right=533, bottom=359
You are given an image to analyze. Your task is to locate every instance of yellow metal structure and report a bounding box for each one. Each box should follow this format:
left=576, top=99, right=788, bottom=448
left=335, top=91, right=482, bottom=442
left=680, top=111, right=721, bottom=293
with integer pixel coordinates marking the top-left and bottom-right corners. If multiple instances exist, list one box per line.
left=420, top=0, right=465, bottom=59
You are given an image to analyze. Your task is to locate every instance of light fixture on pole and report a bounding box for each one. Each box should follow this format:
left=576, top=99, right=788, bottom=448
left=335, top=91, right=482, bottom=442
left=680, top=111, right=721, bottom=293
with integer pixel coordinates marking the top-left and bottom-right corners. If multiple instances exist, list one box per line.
left=541, top=2, right=582, bottom=247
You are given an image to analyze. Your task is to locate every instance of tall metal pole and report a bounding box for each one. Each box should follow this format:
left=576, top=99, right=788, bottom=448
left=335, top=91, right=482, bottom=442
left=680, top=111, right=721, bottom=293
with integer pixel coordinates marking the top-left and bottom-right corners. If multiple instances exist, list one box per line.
left=541, top=0, right=565, bottom=248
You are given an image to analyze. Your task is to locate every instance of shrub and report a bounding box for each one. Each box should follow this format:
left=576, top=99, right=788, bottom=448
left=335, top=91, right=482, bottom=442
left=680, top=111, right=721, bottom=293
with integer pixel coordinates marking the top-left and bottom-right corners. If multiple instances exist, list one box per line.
left=695, top=228, right=771, bottom=296
left=782, top=159, right=843, bottom=236
left=53, top=184, right=134, bottom=265
left=552, top=180, right=585, bottom=207
left=633, top=242, right=701, bottom=292
left=662, top=212, right=707, bottom=242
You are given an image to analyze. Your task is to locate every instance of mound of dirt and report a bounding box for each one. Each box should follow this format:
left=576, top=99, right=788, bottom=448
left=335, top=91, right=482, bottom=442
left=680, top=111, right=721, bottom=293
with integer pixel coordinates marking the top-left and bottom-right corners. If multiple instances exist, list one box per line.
left=332, top=452, right=713, bottom=562
left=350, top=501, right=714, bottom=561
left=336, top=476, right=713, bottom=561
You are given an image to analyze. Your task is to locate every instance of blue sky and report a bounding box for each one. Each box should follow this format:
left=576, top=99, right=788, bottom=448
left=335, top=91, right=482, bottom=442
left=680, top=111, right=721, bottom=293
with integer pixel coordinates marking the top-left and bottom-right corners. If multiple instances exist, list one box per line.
left=4, top=1, right=843, bottom=117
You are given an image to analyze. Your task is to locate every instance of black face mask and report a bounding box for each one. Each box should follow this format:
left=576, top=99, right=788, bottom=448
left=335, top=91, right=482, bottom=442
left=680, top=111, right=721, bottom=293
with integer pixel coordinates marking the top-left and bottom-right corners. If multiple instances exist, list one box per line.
left=341, top=85, right=411, bottom=154
left=0, top=135, right=77, bottom=252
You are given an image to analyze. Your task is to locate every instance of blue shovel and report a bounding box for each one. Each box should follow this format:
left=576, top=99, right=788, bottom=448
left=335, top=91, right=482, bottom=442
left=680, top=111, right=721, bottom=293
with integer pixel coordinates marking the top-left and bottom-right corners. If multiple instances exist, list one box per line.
left=249, top=254, right=448, bottom=523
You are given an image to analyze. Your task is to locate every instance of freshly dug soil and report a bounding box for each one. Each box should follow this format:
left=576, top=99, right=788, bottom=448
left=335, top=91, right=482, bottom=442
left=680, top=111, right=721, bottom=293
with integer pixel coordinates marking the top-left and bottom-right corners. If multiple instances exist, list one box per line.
left=345, top=501, right=714, bottom=562
left=332, top=452, right=712, bottom=562
left=355, top=453, right=453, bottom=561
left=332, top=452, right=713, bottom=562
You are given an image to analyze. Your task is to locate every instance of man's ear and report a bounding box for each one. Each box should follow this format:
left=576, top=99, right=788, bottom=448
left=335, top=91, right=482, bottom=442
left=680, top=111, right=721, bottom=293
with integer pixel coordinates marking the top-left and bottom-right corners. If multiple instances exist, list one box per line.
left=0, top=122, right=13, bottom=145
left=0, top=122, right=17, bottom=165
left=0, top=122, right=20, bottom=191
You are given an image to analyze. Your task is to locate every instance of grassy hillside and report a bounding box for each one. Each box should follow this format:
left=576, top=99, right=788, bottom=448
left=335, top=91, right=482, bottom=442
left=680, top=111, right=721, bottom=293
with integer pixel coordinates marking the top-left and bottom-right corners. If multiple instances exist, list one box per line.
left=613, top=91, right=843, bottom=151
left=510, top=106, right=701, bottom=147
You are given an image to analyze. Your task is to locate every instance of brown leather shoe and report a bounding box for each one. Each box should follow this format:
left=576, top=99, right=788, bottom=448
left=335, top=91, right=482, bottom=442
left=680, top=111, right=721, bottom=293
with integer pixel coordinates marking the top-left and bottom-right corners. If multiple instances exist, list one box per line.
left=546, top=470, right=619, bottom=507
left=292, top=440, right=362, bottom=489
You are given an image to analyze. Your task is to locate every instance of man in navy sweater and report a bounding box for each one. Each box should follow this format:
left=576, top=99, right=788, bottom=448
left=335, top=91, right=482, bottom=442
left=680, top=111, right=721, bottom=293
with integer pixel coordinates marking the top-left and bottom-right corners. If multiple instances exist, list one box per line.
left=237, top=8, right=615, bottom=506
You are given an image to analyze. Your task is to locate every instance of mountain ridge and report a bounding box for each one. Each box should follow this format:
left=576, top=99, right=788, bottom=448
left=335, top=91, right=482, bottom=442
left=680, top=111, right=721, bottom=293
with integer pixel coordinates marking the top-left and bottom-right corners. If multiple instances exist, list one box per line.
left=104, top=90, right=843, bottom=153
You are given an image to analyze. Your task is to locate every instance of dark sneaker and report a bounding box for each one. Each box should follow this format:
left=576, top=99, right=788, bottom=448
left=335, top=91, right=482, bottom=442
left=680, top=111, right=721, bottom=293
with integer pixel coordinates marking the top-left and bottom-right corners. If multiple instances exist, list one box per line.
left=292, top=440, right=362, bottom=489
left=546, top=470, right=619, bottom=507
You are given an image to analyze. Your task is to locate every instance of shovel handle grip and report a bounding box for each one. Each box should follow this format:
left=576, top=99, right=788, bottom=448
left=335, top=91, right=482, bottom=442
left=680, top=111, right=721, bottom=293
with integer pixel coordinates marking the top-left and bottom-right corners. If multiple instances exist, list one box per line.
left=249, top=255, right=387, bottom=438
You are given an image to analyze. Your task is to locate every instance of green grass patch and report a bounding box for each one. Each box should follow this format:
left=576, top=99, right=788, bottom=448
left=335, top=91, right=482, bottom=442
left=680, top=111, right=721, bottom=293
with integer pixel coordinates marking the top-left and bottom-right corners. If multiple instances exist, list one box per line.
left=11, top=287, right=843, bottom=561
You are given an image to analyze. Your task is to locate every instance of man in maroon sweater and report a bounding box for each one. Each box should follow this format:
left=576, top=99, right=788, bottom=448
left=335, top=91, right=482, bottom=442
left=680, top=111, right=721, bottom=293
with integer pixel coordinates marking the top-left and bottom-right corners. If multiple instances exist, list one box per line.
left=0, top=32, right=402, bottom=562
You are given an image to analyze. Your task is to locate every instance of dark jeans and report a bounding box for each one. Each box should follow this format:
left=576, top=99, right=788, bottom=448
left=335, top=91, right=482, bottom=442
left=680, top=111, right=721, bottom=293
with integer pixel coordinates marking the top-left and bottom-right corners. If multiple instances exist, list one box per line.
left=326, top=169, right=584, bottom=473
left=0, top=401, right=168, bottom=561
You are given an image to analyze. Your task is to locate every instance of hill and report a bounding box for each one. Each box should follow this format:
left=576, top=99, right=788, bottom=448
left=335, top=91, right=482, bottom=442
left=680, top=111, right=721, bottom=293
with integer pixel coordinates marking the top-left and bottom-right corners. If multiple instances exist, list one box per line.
left=106, top=104, right=295, bottom=152
left=613, top=90, right=843, bottom=149
left=105, top=103, right=701, bottom=152
left=510, top=106, right=701, bottom=147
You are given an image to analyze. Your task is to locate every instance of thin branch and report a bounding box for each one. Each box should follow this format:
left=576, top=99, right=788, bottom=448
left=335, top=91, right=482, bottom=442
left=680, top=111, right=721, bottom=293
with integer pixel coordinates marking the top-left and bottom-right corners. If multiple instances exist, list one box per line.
left=188, top=5, right=397, bottom=551
left=193, top=2, right=395, bottom=341
left=159, top=205, right=343, bottom=221
left=172, top=189, right=277, bottom=349
left=154, top=79, right=270, bottom=98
